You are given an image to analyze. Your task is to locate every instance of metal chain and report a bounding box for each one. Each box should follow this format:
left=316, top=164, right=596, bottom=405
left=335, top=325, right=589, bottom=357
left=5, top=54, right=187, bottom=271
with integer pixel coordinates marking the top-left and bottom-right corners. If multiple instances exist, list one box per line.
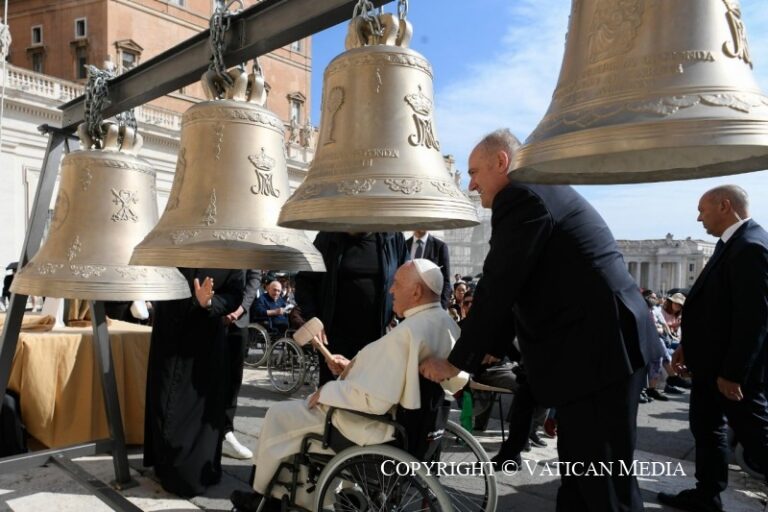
left=84, top=65, right=115, bottom=147
left=209, top=0, right=244, bottom=86
left=352, top=0, right=382, bottom=37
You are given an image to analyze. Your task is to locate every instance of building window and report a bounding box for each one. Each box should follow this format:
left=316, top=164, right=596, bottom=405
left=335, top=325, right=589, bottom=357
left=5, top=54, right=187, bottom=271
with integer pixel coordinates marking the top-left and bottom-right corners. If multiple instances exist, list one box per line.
left=688, top=263, right=694, bottom=272
left=76, top=46, right=88, bottom=79
left=31, top=52, right=43, bottom=73
left=31, top=25, right=43, bottom=46
left=290, top=99, right=302, bottom=123
left=290, top=39, right=303, bottom=52
left=168, top=0, right=185, bottom=6
left=121, top=51, right=137, bottom=72
left=287, top=92, right=306, bottom=123
left=75, top=18, right=87, bottom=39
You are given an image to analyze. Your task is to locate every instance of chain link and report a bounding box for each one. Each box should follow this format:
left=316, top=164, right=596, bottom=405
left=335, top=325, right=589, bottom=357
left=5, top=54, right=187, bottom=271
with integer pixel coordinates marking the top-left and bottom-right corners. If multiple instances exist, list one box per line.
left=84, top=65, right=115, bottom=147
left=352, top=0, right=382, bottom=37
left=209, top=0, right=244, bottom=87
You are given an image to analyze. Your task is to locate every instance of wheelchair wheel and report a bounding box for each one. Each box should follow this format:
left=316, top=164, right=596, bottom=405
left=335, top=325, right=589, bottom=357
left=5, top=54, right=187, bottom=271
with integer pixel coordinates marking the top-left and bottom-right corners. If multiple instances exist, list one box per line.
left=438, top=420, right=497, bottom=512
left=735, top=443, right=765, bottom=480
left=244, top=323, right=270, bottom=368
left=315, top=445, right=452, bottom=511
left=267, top=338, right=306, bottom=395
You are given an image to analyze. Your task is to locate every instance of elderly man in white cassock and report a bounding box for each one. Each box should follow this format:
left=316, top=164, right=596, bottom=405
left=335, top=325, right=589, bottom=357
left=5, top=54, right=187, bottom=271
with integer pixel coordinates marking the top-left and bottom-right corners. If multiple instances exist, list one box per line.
left=230, top=259, right=468, bottom=512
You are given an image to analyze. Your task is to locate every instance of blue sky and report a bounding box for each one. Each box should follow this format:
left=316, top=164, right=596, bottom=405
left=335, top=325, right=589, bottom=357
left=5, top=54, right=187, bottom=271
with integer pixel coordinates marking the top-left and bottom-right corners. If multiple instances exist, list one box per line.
left=309, top=0, right=768, bottom=241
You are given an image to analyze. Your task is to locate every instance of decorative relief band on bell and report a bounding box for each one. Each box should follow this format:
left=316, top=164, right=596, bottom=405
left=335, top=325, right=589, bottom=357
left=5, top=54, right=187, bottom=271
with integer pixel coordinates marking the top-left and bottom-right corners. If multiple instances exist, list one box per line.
left=325, top=51, right=433, bottom=78
left=183, top=106, right=284, bottom=133
left=70, top=265, right=107, bottom=279
left=288, top=178, right=469, bottom=201
left=212, top=230, right=249, bottom=241
left=64, top=156, right=155, bottom=176
left=111, top=189, right=139, bottom=222
left=338, top=179, right=376, bottom=195
left=530, top=91, right=768, bottom=138
left=384, top=178, right=422, bottom=194
left=170, top=230, right=200, bottom=245
left=36, top=262, right=64, bottom=275
left=114, top=266, right=149, bottom=280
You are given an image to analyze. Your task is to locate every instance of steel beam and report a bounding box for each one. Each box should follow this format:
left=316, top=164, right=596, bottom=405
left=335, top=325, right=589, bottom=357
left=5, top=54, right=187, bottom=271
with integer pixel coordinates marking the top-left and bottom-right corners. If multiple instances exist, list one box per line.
left=60, top=0, right=391, bottom=130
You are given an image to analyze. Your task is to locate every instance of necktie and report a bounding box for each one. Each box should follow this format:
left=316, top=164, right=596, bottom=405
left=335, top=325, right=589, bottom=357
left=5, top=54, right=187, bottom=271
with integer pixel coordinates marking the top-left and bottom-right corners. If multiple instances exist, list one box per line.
left=415, top=239, right=424, bottom=259
left=712, top=239, right=725, bottom=259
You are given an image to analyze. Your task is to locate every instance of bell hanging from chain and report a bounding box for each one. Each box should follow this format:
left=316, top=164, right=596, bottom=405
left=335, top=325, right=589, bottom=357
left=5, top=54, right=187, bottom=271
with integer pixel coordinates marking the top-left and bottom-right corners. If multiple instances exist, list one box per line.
left=130, top=65, right=325, bottom=270
left=11, top=121, right=190, bottom=300
left=512, top=0, right=768, bottom=184
left=278, top=1, right=479, bottom=231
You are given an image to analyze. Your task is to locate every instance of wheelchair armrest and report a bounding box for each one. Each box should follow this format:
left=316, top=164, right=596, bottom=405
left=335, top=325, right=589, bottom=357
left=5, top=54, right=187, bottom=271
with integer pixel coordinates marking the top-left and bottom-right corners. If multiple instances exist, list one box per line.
left=323, top=407, right=408, bottom=452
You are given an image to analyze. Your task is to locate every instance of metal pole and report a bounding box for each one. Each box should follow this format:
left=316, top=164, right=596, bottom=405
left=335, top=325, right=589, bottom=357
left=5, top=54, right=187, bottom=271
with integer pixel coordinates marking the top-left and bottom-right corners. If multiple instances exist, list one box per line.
left=0, top=130, right=68, bottom=402
left=89, top=300, right=136, bottom=488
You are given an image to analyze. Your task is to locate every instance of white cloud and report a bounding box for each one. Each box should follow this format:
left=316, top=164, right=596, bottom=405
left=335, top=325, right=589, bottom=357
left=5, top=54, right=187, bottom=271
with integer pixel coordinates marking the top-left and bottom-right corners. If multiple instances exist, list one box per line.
left=433, top=0, right=768, bottom=240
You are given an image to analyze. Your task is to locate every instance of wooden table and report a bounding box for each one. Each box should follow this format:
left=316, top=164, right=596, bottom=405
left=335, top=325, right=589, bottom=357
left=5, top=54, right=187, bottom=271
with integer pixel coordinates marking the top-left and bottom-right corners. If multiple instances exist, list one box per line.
left=5, top=319, right=151, bottom=448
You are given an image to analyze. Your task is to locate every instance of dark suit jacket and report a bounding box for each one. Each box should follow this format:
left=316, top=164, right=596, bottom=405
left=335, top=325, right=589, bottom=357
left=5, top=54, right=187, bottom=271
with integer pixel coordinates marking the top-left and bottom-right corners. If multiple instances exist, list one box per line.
left=294, top=232, right=409, bottom=336
left=234, top=269, right=261, bottom=328
left=448, top=183, right=654, bottom=406
left=682, top=219, right=768, bottom=387
left=406, top=235, right=451, bottom=308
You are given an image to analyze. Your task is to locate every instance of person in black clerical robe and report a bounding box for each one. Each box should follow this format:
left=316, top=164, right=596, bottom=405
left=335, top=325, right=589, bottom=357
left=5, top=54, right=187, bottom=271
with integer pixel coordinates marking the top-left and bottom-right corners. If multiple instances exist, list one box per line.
left=143, top=267, right=244, bottom=497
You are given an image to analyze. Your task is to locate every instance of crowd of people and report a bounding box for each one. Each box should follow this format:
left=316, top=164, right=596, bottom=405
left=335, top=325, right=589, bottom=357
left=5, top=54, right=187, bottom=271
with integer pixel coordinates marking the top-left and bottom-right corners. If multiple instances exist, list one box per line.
left=8, top=130, right=763, bottom=512
left=134, top=146, right=768, bottom=512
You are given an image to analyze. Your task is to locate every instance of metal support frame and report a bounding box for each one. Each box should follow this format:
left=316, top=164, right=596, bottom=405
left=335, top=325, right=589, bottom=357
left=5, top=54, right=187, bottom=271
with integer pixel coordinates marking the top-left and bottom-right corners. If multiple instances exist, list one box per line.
left=60, top=0, right=391, bottom=130
left=0, top=0, right=393, bottom=507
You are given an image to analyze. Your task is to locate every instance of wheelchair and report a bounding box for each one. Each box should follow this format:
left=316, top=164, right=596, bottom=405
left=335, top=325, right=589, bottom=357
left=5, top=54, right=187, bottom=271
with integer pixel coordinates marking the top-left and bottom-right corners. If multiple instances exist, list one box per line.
left=265, top=336, right=320, bottom=395
left=247, top=378, right=497, bottom=512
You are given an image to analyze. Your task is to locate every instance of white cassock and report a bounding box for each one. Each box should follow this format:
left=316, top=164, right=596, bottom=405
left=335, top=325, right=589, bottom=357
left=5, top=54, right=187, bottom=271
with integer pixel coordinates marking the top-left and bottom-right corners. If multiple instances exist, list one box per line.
left=252, top=302, right=468, bottom=507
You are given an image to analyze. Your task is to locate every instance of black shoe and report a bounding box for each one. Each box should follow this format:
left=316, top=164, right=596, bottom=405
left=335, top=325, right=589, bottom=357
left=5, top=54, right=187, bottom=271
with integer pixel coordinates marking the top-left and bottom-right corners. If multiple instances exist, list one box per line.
left=230, top=490, right=280, bottom=512
left=529, top=432, right=548, bottom=448
left=491, top=452, right=522, bottom=472
left=639, top=390, right=653, bottom=403
left=667, top=375, right=692, bottom=389
left=646, top=388, right=669, bottom=401
left=657, top=489, right=723, bottom=512
left=522, top=441, right=532, bottom=452
left=664, top=384, right=685, bottom=395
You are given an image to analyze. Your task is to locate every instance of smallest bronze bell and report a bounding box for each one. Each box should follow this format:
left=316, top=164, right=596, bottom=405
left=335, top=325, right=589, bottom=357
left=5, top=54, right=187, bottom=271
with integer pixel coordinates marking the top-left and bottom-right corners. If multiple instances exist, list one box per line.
left=12, top=122, right=191, bottom=301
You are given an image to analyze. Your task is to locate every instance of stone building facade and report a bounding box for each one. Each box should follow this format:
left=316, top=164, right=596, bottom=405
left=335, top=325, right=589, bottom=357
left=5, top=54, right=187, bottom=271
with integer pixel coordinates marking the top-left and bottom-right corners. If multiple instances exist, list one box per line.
left=4, top=0, right=311, bottom=123
left=617, top=234, right=716, bottom=294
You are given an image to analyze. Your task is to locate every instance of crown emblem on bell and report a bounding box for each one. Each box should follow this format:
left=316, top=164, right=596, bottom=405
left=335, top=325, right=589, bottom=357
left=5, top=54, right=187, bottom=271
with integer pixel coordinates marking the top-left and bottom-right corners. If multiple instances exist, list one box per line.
left=278, top=3, right=479, bottom=231
left=512, top=0, right=768, bottom=184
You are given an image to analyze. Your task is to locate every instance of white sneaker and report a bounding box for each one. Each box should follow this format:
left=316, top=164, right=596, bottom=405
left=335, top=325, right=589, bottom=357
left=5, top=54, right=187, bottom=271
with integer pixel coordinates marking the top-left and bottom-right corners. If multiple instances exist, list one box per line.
left=222, top=431, right=253, bottom=459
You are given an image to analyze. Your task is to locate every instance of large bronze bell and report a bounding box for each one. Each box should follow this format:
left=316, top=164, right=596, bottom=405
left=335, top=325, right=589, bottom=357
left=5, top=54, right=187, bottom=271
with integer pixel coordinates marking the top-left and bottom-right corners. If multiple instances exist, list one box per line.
left=512, top=0, right=768, bottom=184
left=278, top=12, right=479, bottom=231
left=130, top=67, right=325, bottom=270
left=11, top=123, right=190, bottom=300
